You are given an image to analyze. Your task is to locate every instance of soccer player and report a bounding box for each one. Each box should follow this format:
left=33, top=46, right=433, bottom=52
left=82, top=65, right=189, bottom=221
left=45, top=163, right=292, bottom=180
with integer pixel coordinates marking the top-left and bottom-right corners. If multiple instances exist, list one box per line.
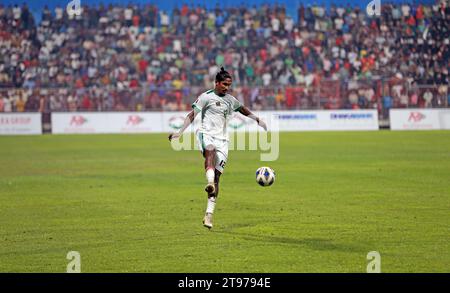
left=169, top=67, right=267, bottom=229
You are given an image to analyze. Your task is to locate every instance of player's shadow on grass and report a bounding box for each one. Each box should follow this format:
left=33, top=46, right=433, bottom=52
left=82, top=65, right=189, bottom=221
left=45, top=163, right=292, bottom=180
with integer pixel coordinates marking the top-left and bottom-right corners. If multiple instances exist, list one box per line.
left=216, top=230, right=366, bottom=253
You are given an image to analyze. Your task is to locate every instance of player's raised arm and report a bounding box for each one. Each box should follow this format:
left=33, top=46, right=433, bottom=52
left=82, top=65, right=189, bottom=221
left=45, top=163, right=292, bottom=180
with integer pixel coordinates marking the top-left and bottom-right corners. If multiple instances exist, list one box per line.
left=238, top=106, right=267, bottom=131
left=168, top=110, right=197, bottom=141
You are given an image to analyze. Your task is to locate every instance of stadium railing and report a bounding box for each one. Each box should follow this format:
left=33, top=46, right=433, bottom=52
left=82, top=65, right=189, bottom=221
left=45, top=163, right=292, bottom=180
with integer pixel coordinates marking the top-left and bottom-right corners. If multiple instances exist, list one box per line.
left=0, top=80, right=448, bottom=117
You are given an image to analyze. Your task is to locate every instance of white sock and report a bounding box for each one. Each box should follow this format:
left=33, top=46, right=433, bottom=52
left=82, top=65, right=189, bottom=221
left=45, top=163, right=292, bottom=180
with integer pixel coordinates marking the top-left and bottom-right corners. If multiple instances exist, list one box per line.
left=206, top=168, right=215, bottom=184
left=206, top=197, right=216, bottom=214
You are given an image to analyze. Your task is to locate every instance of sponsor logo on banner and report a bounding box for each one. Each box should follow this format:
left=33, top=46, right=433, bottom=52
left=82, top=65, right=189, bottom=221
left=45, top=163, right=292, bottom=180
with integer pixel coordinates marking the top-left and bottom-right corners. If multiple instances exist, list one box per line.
left=330, top=113, right=373, bottom=119
left=126, top=115, right=144, bottom=126
left=274, top=113, right=319, bottom=131
left=70, top=115, right=88, bottom=126
left=0, top=113, right=42, bottom=135
left=277, top=114, right=317, bottom=120
left=121, top=114, right=152, bottom=132
left=0, top=116, right=32, bottom=125
left=408, top=112, right=426, bottom=123
left=328, top=111, right=377, bottom=130
left=53, top=113, right=164, bottom=134
left=169, top=116, right=185, bottom=130
left=64, top=114, right=96, bottom=133
left=390, top=109, right=442, bottom=130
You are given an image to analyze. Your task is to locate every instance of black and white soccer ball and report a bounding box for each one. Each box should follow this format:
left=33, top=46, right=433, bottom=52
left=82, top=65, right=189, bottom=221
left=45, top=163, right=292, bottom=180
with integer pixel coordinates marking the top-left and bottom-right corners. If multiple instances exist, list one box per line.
left=256, top=166, right=275, bottom=187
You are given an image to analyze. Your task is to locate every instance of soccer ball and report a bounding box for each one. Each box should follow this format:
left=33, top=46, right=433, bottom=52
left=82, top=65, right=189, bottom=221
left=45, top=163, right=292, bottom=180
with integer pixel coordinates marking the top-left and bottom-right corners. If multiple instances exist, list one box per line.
left=256, top=166, right=276, bottom=187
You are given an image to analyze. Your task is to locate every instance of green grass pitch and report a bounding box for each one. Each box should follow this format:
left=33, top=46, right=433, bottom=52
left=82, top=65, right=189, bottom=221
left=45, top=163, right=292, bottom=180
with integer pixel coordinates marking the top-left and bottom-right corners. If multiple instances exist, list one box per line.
left=0, top=131, right=449, bottom=272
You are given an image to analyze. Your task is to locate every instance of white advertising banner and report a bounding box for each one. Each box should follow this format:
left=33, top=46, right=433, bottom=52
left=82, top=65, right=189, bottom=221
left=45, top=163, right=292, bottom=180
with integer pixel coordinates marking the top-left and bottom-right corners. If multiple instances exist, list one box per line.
left=162, top=111, right=197, bottom=133
left=52, top=110, right=379, bottom=134
left=210, top=110, right=378, bottom=133
left=52, top=113, right=109, bottom=133
left=52, top=112, right=164, bottom=134
left=228, top=112, right=261, bottom=132
left=270, top=111, right=321, bottom=131
left=440, top=110, right=450, bottom=130
left=325, top=110, right=379, bottom=130
left=259, top=110, right=379, bottom=131
left=0, top=113, right=42, bottom=135
left=390, top=109, right=450, bottom=130
left=162, top=111, right=269, bottom=133
left=113, top=113, right=163, bottom=133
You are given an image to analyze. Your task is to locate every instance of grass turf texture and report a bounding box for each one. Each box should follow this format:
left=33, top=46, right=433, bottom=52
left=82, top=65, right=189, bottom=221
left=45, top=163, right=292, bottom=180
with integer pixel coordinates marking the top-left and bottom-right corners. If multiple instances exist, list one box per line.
left=0, top=131, right=449, bottom=272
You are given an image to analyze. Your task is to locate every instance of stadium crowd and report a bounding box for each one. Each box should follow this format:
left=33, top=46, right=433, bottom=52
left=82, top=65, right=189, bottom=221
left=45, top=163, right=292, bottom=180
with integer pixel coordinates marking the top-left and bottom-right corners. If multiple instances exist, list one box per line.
left=0, top=1, right=448, bottom=115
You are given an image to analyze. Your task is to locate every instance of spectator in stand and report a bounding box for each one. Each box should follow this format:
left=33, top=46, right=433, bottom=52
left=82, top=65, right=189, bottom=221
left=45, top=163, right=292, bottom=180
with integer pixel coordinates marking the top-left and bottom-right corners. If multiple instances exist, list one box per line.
left=15, top=95, right=25, bottom=112
left=382, top=92, right=393, bottom=119
left=410, top=88, right=419, bottom=108
left=275, top=89, right=285, bottom=109
left=25, top=94, right=39, bottom=112
left=448, top=90, right=450, bottom=108
left=348, top=91, right=358, bottom=108
left=423, top=89, right=433, bottom=108
left=437, top=85, right=448, bottom=107
left=2, top=97, right=12, bottom=112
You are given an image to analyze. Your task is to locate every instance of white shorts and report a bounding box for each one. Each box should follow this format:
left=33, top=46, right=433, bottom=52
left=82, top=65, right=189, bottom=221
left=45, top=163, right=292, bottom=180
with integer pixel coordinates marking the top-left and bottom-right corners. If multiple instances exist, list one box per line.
left=196, top=132, right=228, bottom=173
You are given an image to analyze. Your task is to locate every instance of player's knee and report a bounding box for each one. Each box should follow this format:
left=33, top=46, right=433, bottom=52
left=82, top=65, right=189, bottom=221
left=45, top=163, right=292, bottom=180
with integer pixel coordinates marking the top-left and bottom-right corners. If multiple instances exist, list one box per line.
left=205, top=144, right=216, bottom=152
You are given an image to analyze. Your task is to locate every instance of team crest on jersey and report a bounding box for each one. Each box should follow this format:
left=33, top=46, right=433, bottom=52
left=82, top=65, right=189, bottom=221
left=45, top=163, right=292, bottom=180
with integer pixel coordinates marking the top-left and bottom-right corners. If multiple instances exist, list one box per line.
left=216, top=102, right=221, bottom=106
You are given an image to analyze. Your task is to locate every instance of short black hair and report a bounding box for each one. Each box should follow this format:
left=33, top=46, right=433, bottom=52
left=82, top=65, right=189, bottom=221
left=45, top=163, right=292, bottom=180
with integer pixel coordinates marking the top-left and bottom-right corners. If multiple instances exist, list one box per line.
left=215, top=67, right=232, bottom=83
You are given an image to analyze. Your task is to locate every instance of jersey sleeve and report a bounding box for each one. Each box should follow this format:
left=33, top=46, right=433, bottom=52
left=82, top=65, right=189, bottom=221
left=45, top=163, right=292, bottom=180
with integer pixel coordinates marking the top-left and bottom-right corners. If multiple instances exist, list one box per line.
left=192, top=94, right=207, bottom=113
left=231, top=96, right=243, bottom=112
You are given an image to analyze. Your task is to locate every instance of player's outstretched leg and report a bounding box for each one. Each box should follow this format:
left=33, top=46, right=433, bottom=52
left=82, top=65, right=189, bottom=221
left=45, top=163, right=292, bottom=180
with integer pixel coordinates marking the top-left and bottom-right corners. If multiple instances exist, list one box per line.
left=204, top=146, right=216, bottom=195
left=203, top=170, right=221, bottom=229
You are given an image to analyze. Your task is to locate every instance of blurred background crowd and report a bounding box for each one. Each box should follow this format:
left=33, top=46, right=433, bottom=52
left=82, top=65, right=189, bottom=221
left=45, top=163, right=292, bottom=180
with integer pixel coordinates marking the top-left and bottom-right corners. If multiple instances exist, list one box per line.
left=0, top=1, right=448, bottom=117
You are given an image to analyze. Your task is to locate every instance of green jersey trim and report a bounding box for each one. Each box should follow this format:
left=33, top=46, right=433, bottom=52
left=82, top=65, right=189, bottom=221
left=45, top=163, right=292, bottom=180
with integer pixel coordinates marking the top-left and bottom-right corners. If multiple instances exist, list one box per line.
left=192, top=104, right=201, bottom=112
left=200, top=133, right=206, bottom=151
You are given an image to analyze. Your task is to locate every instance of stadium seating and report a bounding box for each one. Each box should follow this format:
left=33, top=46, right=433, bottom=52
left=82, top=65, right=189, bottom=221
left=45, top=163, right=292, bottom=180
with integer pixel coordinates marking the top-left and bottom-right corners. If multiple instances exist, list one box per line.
left=0, top=1, right=448, bottom=116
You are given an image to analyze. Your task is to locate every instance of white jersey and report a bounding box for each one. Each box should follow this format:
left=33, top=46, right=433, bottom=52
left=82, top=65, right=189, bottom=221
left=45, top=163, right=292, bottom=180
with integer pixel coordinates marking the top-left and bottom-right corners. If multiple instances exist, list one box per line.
left=192, top=89, right=243, bottom=140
